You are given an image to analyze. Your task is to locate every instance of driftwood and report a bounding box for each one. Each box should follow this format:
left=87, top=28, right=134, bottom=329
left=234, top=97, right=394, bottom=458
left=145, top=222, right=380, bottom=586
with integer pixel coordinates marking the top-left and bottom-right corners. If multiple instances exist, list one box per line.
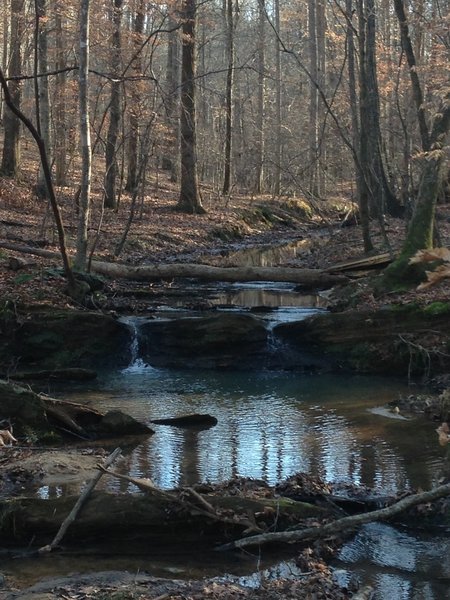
left=38, top=447, right=122, bottom=554
left=217, top=481, right=450, bottom=551
left=327, top=253, right=392, bottom=273
left=0, top=241, right=347, bottom=286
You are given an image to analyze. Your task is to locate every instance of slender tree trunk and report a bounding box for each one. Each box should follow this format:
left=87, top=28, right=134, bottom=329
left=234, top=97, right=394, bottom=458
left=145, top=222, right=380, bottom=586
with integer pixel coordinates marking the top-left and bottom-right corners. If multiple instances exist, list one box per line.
left=104, top=0, right=123, bottom=209
left=273, top=0, right=282, bottom=196
left=125, top=0, right=144, bottom=192
left=54, top=4, right=67, bottom=186
left=1, top=0, right=24, bottom=178
left=393, top=0, right=430, bottom=151
left=356, top=1, right=374, bottom=252
left=307, top=0, right=319, bottom=197
left=35, top=0, right=51, bottom=199
left=162, top=13, right=180, bottom=183
left=176, top=0, right=205, bottom=214
left=75, top=0, right=92, bottom=271
left=254, top=0, right=265, bottom=193
left=222, top=0, right=235, bottom=195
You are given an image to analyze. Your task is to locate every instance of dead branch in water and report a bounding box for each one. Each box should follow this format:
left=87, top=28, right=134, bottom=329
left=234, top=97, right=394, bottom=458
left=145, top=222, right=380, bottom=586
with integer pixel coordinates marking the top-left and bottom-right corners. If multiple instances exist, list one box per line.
left=217, top=481, right=450, bottom=551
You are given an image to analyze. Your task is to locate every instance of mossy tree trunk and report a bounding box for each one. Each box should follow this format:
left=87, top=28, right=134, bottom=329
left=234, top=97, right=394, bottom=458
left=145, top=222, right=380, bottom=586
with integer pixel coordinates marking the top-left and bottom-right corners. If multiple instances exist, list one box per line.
left=381, top=94, right=450, bottom=289
left=380, top=2, right=450, bottom=290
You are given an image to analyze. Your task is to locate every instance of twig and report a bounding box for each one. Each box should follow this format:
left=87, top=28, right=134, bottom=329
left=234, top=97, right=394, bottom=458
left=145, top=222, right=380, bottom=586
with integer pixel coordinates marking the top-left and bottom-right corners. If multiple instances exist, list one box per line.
left=38, top=447, right=122, bottom=554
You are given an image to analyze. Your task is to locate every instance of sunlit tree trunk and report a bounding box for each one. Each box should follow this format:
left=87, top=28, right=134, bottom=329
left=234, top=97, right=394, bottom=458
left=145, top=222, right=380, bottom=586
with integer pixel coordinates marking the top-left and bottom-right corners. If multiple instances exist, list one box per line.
left=176, top=0, right=205, bottom=213
left=75, top=0, right=92, bottom=271
left=1, top=0, right=24, bottom=178
left=104, top=0, right=123, bottom=209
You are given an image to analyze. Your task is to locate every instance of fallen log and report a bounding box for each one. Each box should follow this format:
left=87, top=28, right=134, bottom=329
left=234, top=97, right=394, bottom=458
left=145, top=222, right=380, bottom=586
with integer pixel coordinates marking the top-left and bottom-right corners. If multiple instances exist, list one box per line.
left=0, top=490, right=325, bottom=545
left=0, top=241, right=347, bottom=286
left=217, top=481, right=450, bottom=551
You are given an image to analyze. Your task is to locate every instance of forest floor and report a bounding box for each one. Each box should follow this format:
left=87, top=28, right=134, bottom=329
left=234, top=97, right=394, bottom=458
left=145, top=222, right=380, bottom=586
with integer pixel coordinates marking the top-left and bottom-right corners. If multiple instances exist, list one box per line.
left=1, top=164, right=450, bottom=599
left=1, top=159, right=450, bottom=311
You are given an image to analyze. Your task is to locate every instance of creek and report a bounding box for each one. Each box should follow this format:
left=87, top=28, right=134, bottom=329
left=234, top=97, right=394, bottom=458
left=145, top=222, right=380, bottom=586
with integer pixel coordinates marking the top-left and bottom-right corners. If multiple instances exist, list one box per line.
left=3, top=278, right=450, bottom=599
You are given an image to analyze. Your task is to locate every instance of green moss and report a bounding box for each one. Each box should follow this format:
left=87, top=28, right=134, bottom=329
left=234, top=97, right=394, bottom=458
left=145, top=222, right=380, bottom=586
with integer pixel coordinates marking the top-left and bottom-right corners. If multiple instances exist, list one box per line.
left=423, top=302, right=450, bottom=316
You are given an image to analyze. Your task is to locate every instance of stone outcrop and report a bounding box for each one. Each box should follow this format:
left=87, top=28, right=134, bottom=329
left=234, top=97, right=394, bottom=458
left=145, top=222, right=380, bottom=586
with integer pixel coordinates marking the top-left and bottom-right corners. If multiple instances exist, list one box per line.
left=274, top=304, right=450, bottom=375
left=139, top=312, right=268, bottom=369
left=0, top=306, right=130, bottom=372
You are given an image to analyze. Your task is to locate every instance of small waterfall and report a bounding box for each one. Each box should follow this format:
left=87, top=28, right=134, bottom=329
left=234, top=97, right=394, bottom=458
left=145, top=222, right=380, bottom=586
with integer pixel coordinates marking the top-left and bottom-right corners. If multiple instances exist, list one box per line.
left=119, top=316, right=154, bottom=373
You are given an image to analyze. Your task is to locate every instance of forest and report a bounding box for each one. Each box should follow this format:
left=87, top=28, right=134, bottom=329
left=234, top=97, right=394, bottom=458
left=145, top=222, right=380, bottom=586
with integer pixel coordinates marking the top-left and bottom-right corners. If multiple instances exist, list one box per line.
left=1, top=1, right=450, bottom=599
left=0, top=0, right=449, bottom=285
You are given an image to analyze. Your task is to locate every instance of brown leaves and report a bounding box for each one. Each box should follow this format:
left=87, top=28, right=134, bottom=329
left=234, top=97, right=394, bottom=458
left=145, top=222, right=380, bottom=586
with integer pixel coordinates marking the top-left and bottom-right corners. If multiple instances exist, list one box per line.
left=436, top=422, right=450, bottom=446
left=410, top=248, right=450, bottom=290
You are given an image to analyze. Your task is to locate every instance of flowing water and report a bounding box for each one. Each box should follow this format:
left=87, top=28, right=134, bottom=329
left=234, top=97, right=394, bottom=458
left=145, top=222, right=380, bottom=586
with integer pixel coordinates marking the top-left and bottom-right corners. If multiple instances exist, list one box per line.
left=3, top=284, right=450, bottom=598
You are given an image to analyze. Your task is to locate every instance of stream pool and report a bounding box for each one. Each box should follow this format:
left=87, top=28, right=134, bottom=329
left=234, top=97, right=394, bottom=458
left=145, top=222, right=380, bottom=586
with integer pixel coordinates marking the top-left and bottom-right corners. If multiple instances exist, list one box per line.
left=10, top=359, right=445, bottom=600
left=3, top=282, right=450, bottom=598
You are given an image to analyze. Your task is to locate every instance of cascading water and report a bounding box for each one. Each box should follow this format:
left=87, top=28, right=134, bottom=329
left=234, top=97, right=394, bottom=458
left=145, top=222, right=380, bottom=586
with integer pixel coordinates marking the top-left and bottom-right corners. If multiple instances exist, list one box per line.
left=119, top=316, right=155, bottom=373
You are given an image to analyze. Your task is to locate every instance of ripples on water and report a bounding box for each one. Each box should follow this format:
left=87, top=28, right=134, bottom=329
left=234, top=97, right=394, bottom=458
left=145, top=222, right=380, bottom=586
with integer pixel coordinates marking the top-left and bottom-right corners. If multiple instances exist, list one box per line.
left=50, top=364, right=443, bottom=497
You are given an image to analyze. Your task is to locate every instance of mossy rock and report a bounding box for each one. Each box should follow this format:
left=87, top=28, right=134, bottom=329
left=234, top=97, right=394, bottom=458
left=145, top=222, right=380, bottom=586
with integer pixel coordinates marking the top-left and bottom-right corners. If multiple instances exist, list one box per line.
left=0, top=308, right=130, bottom=371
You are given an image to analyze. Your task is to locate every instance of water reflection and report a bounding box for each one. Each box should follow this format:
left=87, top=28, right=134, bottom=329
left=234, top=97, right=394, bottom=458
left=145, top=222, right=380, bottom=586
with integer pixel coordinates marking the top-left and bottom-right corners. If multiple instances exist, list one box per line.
left=336, top=523, right=450, bottom=599
left=48, top=369, right=444, bottom=496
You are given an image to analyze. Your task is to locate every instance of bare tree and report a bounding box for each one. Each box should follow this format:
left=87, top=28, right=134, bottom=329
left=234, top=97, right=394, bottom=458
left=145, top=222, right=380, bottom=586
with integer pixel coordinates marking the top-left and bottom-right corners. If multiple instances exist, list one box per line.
left=104, top=0, right=124, bottom=209
left=75, top=0, right=92, bottom=271
left=35, top=0, right=51, bottom=199
left=1, top=0, right=24, bottom=178
left=176, top=0, right=206, bottom=214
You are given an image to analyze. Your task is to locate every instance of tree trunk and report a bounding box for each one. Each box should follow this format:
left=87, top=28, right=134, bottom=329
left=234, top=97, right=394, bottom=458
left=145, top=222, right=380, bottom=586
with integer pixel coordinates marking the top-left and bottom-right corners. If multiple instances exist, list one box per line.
left=125, top=0, right=144, bottom=193
left=104, top=0, right=123, bottom=209
left=254, top=0, right=265, bottom=193
left=54, top=5, right=67, bottom=187
left=75, top=0, right=92, bottom=271
left=382, top=93, right=450, bottom=286
left=35, top=0, right=51, bottom=199
left=356, top=1, right=374, bottom=252
left=176, top=0, right=205, bottom=214
left=1, top=0, right=24, bottom=178
left=308, top=0, right=319, bottom=197
left=358, top=0, right=401, bottom=219
left=393, top=0, right=430, bottom=151
left=273, top=0, right=282, bottom=196
left=162, top=13, right=180, bottom=182
left=222, top=0, right=235, bottom=195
